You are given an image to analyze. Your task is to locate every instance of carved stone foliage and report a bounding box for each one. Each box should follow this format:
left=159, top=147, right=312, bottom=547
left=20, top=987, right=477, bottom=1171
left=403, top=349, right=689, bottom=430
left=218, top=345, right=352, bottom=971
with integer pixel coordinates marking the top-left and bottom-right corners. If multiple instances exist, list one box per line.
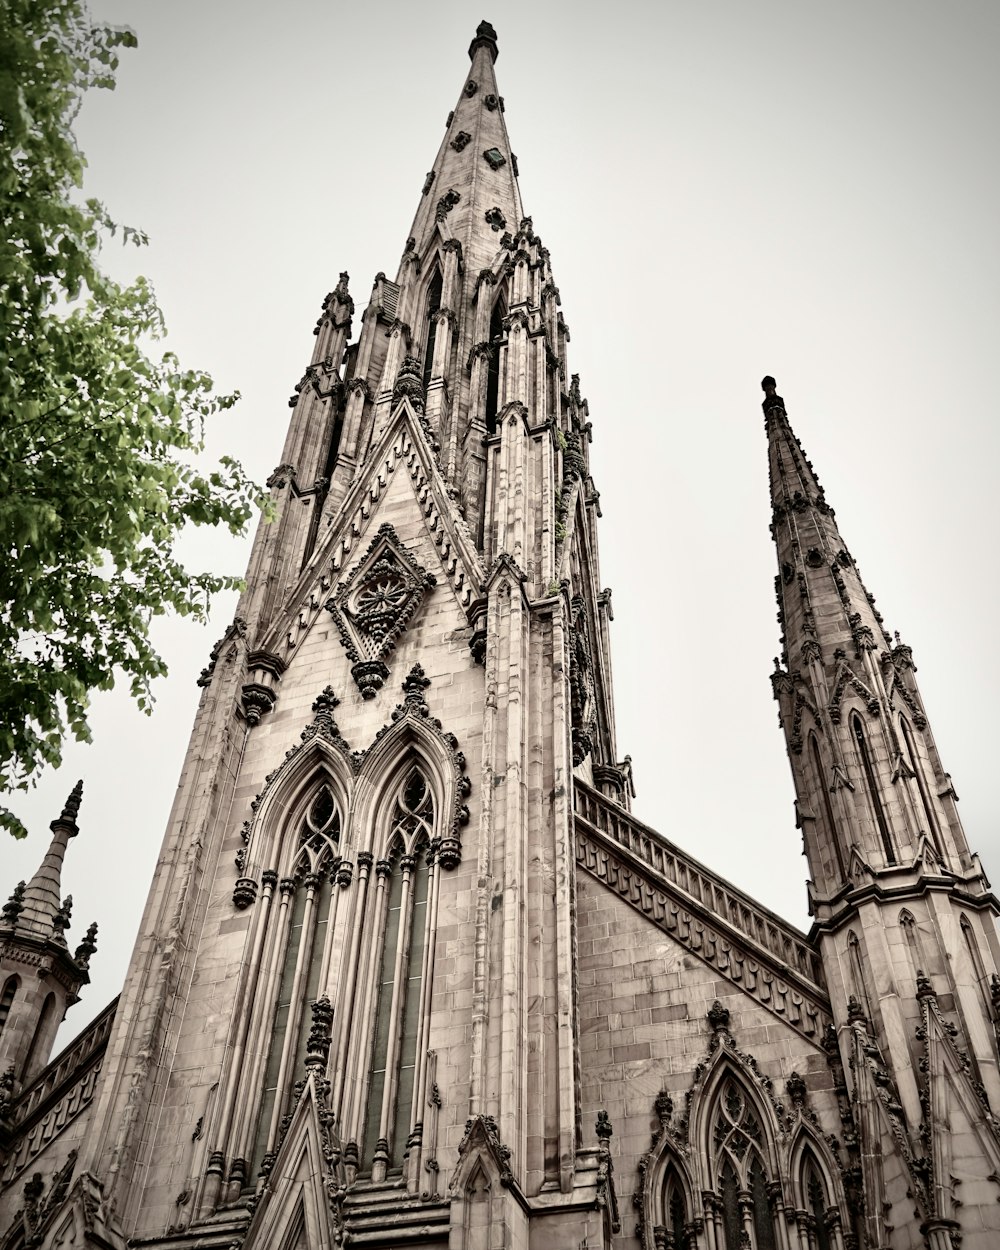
left=450, top=130, right=471, bottom=151
left=422, top=170, right=435, bottom=195
left=435, top=188, right=461, bottom=221
left=326, top=523, right=436, bottom=699
left=484, top=206, right=506, bottom=232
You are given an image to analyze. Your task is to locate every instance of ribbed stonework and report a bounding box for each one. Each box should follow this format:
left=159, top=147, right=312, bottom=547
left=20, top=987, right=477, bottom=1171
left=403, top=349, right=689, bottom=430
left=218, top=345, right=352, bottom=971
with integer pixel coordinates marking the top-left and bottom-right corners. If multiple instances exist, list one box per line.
left=3, top=29, right=1000, bottom=1250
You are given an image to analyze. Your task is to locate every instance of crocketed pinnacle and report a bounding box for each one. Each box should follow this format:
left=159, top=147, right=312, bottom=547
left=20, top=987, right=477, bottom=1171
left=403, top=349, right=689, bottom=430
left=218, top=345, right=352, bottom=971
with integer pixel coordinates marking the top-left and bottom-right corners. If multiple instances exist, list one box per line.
left=763, top=379, right=891, bottom=671
left=398, top=20, right=523, bottom=280
left=16, top=780, right=83, bottom=940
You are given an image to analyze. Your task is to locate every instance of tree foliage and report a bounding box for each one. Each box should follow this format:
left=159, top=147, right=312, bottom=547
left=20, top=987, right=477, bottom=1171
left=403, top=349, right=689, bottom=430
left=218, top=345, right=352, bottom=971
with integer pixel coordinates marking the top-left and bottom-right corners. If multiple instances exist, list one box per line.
left=0, top=1, right=261, bottom=836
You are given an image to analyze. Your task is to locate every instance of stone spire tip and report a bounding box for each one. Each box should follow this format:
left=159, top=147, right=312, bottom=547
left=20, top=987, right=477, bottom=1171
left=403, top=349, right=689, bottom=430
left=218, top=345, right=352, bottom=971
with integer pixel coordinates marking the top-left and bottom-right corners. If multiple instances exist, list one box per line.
left=470, top=19, right=499, bottom=62
left=761, top=376, right=785, bottom=414
left=60, top=779, right=83, bottom=826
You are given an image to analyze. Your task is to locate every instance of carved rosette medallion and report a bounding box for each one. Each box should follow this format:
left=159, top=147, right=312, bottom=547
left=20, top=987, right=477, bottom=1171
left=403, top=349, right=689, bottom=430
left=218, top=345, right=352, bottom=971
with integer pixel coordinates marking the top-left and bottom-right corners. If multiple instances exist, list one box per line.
left=327, top=523, right=436, bottom=698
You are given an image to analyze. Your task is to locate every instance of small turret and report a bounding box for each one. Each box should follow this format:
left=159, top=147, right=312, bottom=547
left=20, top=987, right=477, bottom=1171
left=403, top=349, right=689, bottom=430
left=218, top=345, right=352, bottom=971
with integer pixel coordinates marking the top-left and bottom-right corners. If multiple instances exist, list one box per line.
left=0, top=782, right=98, bottom=1091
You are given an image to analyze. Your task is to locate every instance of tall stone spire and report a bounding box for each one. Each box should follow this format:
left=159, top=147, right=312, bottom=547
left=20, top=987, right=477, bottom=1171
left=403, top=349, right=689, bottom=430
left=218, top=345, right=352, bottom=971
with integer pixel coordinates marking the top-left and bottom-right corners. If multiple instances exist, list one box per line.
left=400, top=19, right=523, bottom=280
left=764, top=377, right=1000, bottom=1128
left=765, top=378, right=982, bottom=886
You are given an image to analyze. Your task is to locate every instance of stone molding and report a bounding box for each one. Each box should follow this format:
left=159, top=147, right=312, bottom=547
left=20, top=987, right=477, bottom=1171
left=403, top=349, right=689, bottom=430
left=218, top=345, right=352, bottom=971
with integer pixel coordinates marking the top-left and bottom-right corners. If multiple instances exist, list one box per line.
left=574, top=783, right=830, bottom=1040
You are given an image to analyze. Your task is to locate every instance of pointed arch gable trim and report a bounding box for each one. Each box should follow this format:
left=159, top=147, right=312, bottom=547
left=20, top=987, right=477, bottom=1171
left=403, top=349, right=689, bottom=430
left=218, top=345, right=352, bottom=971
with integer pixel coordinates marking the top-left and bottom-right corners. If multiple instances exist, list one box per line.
left=354, top=670, right=471, bottom=869
left=241, top=722, right=354, bottom=885
left=687, top=1040, right=784, bottom=1184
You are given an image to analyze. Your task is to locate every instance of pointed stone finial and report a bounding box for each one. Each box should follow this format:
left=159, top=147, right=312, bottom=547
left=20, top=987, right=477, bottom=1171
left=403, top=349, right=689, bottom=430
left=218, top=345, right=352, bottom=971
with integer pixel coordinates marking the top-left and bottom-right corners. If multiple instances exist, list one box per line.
left=1, top=882, right=26, bottom=929
left=469, top=19, right=499, bottom=63
left=761, top=375, right=785, bottom=414
left=707, top=999, right=731, bottom=1033
left=60, top=780, right=83, bottom=826
left=52, top=894, right=73, bottom=942
left=74, top=921, right=98, bottom=967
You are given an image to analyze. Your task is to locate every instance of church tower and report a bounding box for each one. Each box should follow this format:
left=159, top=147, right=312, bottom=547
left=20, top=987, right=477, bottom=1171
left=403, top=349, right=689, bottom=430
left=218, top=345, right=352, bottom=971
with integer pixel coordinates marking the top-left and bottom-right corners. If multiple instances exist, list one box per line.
left=765, top=377, right=1000, bottom=1248
left=3, top=23, right=1000, bottom=1250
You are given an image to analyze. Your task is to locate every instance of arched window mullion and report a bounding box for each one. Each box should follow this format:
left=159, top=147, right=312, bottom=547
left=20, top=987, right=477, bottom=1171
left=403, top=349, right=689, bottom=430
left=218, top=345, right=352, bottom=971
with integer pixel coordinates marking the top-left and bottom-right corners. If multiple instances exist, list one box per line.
left=408, top=846, right=441, bottom=1185
left=371, top=854, right=417, bottom=1180
left=329, top=852, right=374, bottom=1135
left=237, top=876, right=295, bottom=1173
left=263, top=873, right=322, bottom=1159
left=345, top=856, right=393, bottom=1164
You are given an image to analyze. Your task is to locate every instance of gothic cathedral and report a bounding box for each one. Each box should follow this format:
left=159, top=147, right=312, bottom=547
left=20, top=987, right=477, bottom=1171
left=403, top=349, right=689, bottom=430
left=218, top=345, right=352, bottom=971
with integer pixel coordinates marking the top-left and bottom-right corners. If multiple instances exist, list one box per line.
left=3, top=22, right=1000, bottom=1250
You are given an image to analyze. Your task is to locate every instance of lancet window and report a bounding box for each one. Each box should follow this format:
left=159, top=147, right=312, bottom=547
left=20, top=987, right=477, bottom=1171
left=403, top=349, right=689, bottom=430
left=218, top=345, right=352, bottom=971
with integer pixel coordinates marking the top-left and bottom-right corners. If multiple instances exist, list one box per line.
left=0, top=977, right=17, bottom=1034
left=851, top=714, right=895, bottom=864
left=900, top=715, right=943, bottom=857
left=252, top=782, right=341, bottom=1176
left=485, top=296, right=505, bottom=435
left=422, top=268, right=444, bottom=392
left=361, top=766, right=434, bottom=1179
left=801, top=1150, right=833, bottom=1250
left=712, top=1077, right=776, bottom=1250
left=657, top=1164, right=688, bottom=1249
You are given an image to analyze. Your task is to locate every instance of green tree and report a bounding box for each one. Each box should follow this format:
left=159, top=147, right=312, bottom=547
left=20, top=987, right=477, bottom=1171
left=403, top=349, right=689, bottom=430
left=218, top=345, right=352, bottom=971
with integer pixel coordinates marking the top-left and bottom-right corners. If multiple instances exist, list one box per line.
left=0, top=0, right=261, bottom=836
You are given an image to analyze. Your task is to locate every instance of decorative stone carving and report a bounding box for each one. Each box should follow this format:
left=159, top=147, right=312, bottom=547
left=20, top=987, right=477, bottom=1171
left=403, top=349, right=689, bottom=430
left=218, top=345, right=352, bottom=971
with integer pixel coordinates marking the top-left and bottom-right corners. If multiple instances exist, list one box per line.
left=484, top=93, right=499, bottom=111
left=435, top=189, right=461, bottom=221
left=483, top=146, right=506, bottom=169
left=74, top=921, right=98, bottom=968
left=2, top=881, right=26, bottom=928
left=197, top=615, right=247, bottom=687
left=392, top=354, right=426, bottom=414
left=484, top=206, right=506, bottom=232
left=464, top=79, right=478, bottom=96
left=450, top=130, right=471, bottom=152
left=233, top=878, right=258, bottom=909
left=326, top=523, right=436, bottom=699
left=421, top=170, right=435, bottom=195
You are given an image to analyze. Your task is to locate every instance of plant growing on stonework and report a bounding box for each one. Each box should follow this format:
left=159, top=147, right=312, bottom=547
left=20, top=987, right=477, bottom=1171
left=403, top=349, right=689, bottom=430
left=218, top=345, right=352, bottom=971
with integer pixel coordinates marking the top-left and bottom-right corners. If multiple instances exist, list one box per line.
left=0, top=0, right=262, bottom=837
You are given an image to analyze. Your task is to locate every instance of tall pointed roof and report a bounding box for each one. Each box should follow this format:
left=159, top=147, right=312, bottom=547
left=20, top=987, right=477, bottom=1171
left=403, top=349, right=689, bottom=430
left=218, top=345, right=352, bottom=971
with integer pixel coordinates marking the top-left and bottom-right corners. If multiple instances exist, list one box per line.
left=15, top=780, right=82, bottom=939
left=397, top=19, right=523, bottom=278
left=763, top=378, right=892, bottom=671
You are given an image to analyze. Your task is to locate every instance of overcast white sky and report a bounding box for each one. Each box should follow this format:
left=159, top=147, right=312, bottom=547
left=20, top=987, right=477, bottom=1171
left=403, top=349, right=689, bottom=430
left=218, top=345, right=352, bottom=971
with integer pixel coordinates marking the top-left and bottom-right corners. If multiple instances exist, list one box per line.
left=7, top=0, right=1000, bottom=1050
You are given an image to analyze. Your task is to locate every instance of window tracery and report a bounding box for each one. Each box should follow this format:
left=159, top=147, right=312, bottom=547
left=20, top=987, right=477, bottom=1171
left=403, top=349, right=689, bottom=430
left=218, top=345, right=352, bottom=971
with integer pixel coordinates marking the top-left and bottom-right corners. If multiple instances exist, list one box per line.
left=712, top=1077, right=776, bottom=1250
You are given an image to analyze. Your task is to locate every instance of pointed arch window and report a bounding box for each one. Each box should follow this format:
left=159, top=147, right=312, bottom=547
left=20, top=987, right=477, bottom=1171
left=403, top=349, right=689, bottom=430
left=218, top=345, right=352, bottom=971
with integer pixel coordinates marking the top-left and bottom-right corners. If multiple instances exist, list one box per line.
left=900, top=715, right=943, bottom=858
left=659, top=1164, right=688, bottom=1249
left=712, top=1077, right=776, bottom=1250
left=851, top=714, right=895, bottom=864
left=801, top=1151, right=833, bottom=1250
left=0, top=976, right=17, bottom=1035
left=362, top=766, right=434, bottom=1180
left=485, top=296, right=505, bottom=435
left=422, top=268, right=444, bottom=392
left=24, top=992, right=56, bottom=1080
left=252, top=782, right=340, bottom=1177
